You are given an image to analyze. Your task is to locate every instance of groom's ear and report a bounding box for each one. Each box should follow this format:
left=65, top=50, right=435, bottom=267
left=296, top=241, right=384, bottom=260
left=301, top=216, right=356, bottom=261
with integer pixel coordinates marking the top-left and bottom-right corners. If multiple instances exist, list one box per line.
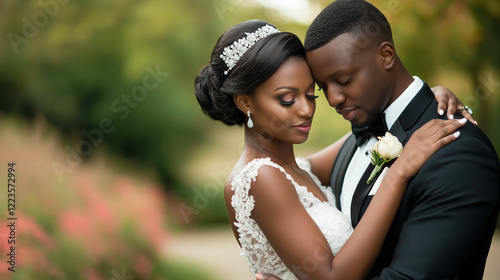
left=378, top=42, right=396, bottom=70
left=234, top=94, right=252, bottom=113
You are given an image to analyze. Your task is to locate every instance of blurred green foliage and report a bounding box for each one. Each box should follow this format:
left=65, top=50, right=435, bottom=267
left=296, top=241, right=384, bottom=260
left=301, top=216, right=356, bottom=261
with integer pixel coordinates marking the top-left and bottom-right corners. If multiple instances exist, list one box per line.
left=0, top=0, right=223, bottom=190
left=0, top=0, right=499, bottom=227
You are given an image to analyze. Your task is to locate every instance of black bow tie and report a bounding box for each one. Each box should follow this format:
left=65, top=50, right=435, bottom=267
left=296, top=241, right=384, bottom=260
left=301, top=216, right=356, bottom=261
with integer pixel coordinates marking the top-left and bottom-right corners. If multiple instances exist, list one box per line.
left=352, top=115, right=388, bottom=147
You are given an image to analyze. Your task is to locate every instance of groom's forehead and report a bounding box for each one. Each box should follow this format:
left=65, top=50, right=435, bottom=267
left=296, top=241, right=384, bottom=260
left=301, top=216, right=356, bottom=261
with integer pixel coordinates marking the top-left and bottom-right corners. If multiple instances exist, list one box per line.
left=307, top=33, right=369, bottom=69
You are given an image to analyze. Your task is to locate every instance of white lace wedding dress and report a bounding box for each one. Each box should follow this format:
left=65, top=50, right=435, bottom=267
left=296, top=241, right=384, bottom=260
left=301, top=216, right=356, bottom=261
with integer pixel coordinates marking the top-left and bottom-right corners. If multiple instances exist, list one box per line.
left=231, top=157, right=354, bottom=280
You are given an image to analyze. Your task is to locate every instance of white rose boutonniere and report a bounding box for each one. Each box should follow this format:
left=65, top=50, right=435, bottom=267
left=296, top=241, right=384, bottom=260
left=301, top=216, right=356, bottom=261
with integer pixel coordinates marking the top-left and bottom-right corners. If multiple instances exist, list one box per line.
left=366, top=132, right=403, bottom=184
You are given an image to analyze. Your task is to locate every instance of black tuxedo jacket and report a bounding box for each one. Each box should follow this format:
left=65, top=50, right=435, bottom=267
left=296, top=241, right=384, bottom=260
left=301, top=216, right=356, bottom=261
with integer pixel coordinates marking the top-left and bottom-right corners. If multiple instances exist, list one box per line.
left=330, top=83, right=500, bottom=279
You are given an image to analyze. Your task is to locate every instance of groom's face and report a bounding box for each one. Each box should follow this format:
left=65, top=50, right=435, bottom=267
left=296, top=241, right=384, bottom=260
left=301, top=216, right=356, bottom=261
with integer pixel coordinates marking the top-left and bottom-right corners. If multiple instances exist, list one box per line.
left=306, top=33, right=392, bottom=127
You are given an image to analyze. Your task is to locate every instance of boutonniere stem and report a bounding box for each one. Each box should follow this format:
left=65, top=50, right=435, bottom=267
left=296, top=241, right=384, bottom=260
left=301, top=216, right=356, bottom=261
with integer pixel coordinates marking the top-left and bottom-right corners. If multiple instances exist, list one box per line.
left=367, top=132, right=403, bottom=184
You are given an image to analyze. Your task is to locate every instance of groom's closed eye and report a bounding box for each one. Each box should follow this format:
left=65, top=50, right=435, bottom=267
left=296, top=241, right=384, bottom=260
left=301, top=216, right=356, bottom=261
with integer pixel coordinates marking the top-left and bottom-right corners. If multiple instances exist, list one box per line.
left=336, top=75, right=352, bottom=86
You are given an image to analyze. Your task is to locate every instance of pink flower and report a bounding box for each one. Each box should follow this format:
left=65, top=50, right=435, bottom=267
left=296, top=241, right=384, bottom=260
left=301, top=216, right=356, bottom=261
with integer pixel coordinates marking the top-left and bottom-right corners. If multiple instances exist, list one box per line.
left=92, top=201, right=118, bottom=234
left=58, top=210, right=106, bottom=258
left=17, top=213, right=50, bottom=243
left=0, top=225, right=11, bottom=253
left=17, top=246, right=47, bottom=270
left=59, top=210, right=92, bottom=238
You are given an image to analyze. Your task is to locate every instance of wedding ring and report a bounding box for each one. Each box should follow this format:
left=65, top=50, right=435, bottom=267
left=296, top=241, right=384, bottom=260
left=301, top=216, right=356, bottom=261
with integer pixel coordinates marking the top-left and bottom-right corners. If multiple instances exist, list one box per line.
left=457, top=105, right=473, bottom=115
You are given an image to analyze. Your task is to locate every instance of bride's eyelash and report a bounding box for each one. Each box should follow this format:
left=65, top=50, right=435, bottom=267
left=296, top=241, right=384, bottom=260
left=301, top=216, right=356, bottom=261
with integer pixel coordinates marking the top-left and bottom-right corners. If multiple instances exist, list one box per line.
left=279, top=99, right=295, bottom=106
left=280, top=94, right=317, bottom=106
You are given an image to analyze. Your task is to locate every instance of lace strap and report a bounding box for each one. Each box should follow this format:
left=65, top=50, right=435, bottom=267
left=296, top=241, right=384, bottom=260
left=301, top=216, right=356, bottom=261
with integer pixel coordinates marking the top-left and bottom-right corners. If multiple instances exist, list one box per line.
left=296, top=157, right=337, bottom=208
left=295, top=157, right=322, bottom=187
left=230, top=158, right=302, bottom=223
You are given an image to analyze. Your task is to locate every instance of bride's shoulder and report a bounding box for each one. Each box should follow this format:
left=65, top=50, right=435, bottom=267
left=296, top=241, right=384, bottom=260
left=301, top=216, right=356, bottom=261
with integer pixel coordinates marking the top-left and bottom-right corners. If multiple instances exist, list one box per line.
left=230, top=158, right=281, bottom=183
left=225, top=158, right=271, bottom=188
left=228, top=157, right=292, bottom=192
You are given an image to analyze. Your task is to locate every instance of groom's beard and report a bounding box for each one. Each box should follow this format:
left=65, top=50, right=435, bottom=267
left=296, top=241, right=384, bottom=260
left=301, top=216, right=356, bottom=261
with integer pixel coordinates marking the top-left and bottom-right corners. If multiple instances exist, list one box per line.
left=352, top=108, right=383, bottom=128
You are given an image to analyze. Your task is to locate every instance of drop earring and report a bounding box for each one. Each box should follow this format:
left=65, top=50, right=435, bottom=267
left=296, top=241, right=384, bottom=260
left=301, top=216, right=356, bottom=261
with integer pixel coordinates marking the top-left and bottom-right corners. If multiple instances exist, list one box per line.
left=247, top=111, right=254, bottom=128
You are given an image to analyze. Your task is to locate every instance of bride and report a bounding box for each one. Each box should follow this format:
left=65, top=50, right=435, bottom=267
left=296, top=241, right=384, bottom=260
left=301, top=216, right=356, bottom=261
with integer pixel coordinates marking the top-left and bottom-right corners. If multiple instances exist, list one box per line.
left=194, top=20, right=470, bottom=280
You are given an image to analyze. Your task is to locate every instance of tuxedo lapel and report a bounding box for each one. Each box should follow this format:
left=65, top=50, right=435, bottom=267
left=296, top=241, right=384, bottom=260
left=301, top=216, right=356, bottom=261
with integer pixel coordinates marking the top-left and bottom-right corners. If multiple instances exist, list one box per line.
left=350, top=83, right=436, bottom=227
left=350, top=164, right=377, bottom=227
left=389, top=118, right=407, bottom=145
left=390, top=83, right=435, bottom=144
left=330, top=134, right=357, bottom=211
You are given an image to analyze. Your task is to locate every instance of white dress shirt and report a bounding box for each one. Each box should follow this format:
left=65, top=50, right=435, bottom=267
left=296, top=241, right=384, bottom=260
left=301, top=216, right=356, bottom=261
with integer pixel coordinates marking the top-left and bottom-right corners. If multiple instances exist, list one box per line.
left=340, top=76, right=424, bottom=224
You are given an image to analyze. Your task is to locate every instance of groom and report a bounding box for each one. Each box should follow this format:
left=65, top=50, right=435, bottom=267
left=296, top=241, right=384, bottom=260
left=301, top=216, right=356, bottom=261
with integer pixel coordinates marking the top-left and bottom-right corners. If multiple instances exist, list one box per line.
left=259, top=0, right=500, bottom=279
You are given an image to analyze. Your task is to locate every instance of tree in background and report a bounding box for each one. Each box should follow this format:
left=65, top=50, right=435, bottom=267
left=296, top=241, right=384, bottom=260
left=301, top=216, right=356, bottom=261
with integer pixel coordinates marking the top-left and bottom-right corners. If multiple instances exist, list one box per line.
left=0, top=0, right=217, bottom=191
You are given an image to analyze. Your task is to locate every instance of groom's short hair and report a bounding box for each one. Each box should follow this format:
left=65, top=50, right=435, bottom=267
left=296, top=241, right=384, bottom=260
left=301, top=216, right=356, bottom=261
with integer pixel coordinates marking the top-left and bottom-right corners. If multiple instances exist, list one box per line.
left=304, top=0, right=393, bottom=52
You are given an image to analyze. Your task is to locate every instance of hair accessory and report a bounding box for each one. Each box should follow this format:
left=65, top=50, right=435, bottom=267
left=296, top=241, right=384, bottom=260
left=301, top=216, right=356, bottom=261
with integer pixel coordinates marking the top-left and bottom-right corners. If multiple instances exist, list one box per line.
left=247, top=111, right=254, bottom=128
left=220, top=25, right=280, bottom=75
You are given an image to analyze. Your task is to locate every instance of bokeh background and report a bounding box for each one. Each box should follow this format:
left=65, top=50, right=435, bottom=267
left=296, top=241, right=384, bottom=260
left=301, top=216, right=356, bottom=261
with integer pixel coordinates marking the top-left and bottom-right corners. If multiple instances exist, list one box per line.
left=0, top=0, right=499, bottom=279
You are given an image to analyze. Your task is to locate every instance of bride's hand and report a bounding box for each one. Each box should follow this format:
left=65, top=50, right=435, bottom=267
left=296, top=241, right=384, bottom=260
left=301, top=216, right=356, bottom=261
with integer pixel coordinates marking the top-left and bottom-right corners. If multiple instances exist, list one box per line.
left=391, top=118, right=466, bottom=181
left=432, top=86, right=477, bottom=125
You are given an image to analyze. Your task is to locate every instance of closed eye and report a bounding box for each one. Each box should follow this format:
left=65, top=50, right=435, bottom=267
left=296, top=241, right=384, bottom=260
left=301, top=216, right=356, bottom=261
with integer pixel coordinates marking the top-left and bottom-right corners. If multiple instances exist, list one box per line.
left=306, top=83, right=318, bottom=100
left=277, top=91, right=296, bottom=106
left=279, top=99, right=295, bottom=106
left=338, top=77, right=351, bottom=86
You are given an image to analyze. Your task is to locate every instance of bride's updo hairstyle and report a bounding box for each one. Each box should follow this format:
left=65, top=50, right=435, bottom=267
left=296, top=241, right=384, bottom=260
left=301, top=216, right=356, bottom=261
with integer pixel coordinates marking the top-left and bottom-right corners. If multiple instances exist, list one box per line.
left=194, top=19, right=306, bottom=126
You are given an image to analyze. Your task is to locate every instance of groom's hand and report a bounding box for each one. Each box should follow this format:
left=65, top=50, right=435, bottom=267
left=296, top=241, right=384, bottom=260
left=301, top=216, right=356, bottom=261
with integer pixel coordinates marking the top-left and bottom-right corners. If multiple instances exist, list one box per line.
left=255, top=273, right=282, bottom=280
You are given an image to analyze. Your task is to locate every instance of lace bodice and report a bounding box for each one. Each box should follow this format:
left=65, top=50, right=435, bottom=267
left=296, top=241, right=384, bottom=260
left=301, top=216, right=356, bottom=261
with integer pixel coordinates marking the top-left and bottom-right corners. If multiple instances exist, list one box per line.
left=231, top=157, right=353, bottom=280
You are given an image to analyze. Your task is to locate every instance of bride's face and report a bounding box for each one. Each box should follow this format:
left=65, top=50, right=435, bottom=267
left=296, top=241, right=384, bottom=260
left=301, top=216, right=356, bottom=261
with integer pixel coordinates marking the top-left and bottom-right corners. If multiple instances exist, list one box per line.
left=248, top=56, right=317, bottom=144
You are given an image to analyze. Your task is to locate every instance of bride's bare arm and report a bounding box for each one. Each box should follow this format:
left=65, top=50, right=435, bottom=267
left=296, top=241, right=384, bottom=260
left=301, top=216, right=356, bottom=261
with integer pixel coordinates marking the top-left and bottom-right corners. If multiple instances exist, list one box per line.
left=306, top=132, right=351, bottom=186
left=253, top=119, right=466, bottom=280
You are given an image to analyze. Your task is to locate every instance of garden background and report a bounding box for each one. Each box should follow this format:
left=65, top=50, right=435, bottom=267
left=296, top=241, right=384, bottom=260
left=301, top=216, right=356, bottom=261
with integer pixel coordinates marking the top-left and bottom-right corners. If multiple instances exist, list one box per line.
left=0, top=0, right=499, bottom=279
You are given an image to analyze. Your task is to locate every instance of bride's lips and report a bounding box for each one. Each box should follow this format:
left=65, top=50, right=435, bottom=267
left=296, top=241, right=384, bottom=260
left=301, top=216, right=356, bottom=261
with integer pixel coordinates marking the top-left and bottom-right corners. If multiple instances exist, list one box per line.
left=293, top=121, right=312, bottom=133
left=336, top=107, right=357, bottom=121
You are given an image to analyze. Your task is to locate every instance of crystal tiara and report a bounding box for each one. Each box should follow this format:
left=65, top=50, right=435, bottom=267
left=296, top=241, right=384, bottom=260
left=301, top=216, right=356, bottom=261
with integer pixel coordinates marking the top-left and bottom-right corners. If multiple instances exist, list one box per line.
left=220, top=24, right=280, bottom=75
